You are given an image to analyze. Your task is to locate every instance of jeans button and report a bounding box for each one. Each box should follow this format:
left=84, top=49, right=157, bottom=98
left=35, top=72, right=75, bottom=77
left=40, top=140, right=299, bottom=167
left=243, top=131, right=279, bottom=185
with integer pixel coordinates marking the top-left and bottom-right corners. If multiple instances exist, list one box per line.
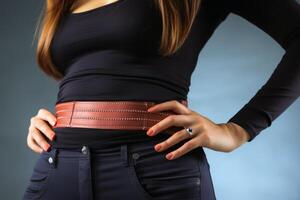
left=48, top=156, right=53, bottom=164
left=132, top=153, right=140, bottom=160
left=81, top=146, right=87, bottom=154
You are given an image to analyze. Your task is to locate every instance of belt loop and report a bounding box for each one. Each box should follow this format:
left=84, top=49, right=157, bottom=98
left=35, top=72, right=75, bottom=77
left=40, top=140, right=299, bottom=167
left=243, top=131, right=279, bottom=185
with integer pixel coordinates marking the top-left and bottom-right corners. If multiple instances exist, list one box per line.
left=120, top=144, right=129, bottom=167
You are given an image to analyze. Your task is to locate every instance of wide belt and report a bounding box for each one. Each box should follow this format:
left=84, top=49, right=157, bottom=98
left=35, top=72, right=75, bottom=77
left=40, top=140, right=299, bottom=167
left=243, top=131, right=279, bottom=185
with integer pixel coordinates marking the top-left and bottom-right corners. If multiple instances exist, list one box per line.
left=52, top=100, right=188, bottom=134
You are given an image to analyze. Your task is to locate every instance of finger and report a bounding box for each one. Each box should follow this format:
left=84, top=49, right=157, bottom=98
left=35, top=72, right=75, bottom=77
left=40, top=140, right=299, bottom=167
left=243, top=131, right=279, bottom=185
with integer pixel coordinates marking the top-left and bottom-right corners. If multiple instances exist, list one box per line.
left=165, top=137, right=200, bottom=160
left=154, top=129, right=191, bottom=152
left=147, top=100, right=191, bottom=115
left=30, top=127, right=51, bottom=151
left=27, top=133, right=43, bottom=154
left=147, top=114, right=194, bottom=136
left=31, top=117, right=56, bottom=141
left=36, top=108, right=57, bottom=126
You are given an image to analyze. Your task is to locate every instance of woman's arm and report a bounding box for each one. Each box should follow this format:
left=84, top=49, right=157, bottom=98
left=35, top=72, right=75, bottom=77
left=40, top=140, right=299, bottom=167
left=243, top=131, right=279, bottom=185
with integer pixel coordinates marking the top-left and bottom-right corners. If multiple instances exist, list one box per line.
left=216, top=0, right=300, bottom=142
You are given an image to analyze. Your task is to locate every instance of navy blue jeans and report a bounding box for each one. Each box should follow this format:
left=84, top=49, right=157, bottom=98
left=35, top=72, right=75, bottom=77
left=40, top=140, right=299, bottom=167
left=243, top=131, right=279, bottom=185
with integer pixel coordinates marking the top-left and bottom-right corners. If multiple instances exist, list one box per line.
left=22, top=129, right=216, bottom=200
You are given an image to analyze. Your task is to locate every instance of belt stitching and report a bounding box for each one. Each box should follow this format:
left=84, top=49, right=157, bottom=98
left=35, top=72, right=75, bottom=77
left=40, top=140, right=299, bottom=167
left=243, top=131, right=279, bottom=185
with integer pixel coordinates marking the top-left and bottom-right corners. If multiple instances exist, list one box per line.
left=56, top=116, right=161, bottom=121
left=56, top=109, right=170, bottom=115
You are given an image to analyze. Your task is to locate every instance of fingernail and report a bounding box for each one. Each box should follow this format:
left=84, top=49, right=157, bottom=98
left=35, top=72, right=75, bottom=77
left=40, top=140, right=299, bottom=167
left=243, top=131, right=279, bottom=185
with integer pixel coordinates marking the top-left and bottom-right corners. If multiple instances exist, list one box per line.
left=46, top=146, right=51, bottom=152
left=44, top=143, right=50, bottom=151
left=155, top=144, right=161, bottom=151
left=147, top=129, right=154, bottom=136
left=51, top=120, right=57, bottom=126
left=147, top=107, right=154, bottom=112
left=166, top=153, right=173, bottom=160
left=51, top=134, right=56, bottom=141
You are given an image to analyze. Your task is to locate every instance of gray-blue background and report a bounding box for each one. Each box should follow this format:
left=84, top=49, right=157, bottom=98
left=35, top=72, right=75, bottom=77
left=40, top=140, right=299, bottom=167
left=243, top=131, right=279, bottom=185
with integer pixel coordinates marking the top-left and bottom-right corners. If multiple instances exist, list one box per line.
left=0, top=1, right=299, bottom=199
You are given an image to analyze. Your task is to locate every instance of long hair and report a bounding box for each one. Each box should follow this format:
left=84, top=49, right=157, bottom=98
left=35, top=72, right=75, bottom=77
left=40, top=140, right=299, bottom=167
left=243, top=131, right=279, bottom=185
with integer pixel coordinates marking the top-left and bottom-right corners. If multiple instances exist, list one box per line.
left=34, top=0, right=202, bottom=80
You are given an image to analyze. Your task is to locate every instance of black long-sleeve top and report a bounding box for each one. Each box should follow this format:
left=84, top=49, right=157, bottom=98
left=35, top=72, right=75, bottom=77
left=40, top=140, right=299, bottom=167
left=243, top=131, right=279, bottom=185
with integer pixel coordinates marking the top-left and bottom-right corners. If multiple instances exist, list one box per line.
left=50, top=0, right=300, bottom=144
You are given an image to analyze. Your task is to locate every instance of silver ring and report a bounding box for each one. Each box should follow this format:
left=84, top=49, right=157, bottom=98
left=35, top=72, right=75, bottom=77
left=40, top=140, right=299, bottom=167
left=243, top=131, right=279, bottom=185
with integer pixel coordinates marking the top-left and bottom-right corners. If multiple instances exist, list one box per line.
left=185, top=127, right=194, bottom=137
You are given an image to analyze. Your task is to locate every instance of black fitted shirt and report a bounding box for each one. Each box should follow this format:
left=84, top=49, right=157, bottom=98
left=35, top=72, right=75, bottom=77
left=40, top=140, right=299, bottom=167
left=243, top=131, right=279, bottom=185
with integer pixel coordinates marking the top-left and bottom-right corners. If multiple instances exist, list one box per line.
left=50, top=0, right=300, bottom=144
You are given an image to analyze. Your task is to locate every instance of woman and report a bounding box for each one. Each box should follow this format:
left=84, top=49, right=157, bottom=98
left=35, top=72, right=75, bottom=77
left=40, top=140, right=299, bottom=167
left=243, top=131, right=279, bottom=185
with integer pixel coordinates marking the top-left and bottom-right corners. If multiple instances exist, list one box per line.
left=23, top=0, right=300, bottom=199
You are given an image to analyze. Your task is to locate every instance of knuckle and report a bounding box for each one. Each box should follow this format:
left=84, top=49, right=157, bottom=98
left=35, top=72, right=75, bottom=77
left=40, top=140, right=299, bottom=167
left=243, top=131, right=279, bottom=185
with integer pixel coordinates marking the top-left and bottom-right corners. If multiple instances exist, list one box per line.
left=198, top=121, right=207, bottom=132
left=164, top=139, right=171, bottom=147
left=174, top=100, right=181, bottom=107
left=197, top=117, right=204, bottom=124
left=167, top=115, right=175, bottom=123
left=38, top=108, right=46, bottom=116
left=202, top=122, right=209, bottom=131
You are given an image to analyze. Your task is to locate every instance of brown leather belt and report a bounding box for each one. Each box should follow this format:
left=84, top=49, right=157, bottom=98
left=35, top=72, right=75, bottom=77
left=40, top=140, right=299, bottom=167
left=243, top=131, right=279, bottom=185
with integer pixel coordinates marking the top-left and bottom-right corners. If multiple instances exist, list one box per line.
left=52, top=100, right=188, bottom=134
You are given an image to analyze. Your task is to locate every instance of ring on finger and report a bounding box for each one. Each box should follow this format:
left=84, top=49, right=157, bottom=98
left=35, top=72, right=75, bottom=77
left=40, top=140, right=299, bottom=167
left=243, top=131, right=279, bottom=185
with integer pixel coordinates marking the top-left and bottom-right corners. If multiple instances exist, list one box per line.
left=184, top=127, right=195, bottom=137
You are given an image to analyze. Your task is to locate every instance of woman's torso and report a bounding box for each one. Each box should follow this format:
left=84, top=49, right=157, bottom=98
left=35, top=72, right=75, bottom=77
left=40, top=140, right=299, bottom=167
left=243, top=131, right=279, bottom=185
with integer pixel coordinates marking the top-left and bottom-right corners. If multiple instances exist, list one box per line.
left=49, top=0, right=228, bottom=148
left=50, top=0, right=226, bottom=104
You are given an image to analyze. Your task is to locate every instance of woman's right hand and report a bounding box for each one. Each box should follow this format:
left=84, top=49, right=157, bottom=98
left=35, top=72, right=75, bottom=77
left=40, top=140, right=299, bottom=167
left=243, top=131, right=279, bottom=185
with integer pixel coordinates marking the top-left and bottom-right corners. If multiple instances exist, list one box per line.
left=27, top=108, right=57, bottom=154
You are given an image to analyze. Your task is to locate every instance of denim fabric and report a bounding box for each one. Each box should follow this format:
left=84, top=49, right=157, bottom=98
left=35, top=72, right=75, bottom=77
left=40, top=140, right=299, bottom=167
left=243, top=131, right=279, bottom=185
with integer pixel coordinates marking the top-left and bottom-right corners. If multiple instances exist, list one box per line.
left=22, top=130, right=216, bottom=200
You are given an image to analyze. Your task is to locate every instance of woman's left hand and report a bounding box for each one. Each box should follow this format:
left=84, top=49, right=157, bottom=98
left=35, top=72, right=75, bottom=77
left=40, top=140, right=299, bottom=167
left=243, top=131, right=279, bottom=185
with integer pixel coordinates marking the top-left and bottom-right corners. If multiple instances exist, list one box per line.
left=146, top=100, right=251, bottom=160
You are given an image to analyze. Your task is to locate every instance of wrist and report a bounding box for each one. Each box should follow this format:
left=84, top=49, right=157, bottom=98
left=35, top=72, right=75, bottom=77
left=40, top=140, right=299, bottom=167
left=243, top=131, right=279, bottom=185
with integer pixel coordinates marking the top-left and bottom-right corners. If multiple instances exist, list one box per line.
left=226, top=122, right=251, bottom=145
left=217, top=122, right=250, bottom=148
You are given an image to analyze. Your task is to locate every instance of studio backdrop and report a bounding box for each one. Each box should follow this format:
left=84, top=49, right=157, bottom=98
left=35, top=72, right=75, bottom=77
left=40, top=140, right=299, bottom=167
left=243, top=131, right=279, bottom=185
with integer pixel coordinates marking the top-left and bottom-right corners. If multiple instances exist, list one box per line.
left=0, top=0, right=299, bottom=199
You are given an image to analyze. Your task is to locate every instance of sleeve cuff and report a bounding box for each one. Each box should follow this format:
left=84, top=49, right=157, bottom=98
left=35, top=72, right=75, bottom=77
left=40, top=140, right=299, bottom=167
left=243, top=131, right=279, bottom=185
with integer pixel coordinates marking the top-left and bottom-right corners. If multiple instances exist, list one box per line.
left=226, top=104, right=272, bottom=142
